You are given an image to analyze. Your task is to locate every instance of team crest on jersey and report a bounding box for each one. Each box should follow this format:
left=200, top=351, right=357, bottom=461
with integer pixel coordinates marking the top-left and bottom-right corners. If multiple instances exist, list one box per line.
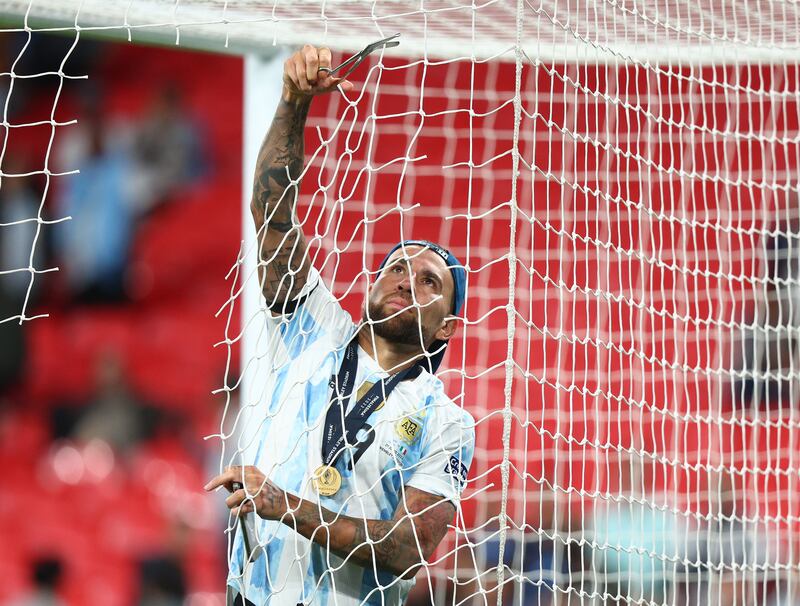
left=396, top=417, right=421, bottom=443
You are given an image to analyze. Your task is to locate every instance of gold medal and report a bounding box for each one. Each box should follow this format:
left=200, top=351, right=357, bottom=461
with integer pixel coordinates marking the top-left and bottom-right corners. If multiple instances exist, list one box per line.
left=313, top=464, right=342, bottom=497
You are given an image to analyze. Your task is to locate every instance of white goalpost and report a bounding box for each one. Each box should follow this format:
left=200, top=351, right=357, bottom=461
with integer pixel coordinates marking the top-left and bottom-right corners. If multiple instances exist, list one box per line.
left=3, top=1, right=800, bottom=605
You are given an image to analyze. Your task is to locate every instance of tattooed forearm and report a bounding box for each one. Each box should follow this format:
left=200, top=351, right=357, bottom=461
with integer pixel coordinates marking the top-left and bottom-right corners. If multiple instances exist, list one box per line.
left=251, top=97, right=312, bottom=310
left=254, top=167, right=297, bottom=231
left=252, top=99, right=310, bottom=214
left=259, top=241, right=307, bottom=308
left=283, top=488, right=455, bottom=580
left=366, top=521, right=400, bottom=565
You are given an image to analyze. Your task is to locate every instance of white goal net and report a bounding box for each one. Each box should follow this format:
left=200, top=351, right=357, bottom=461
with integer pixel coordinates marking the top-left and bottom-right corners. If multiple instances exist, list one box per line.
left=3, top=1, right=800, bottom=605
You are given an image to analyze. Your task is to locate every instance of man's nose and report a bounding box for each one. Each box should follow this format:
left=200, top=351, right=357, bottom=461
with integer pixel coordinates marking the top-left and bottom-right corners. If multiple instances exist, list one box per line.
left=397, top=273, right=413, bottom=291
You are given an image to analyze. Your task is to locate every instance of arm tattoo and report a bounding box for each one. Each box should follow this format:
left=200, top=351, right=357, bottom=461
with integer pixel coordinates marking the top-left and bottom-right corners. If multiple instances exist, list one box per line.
left=367, top=521, right=400, bottom=564
left=252, top=99, right=310, bottom=215
left=284, top=488, right=455, bottom=579
left=255, top=167, right=297, bottom=232
left=251, top=98, right=312, bottom=310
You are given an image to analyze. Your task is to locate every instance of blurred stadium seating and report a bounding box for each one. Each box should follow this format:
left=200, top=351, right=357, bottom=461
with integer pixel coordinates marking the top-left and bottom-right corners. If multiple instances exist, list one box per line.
left=0, top=40, right=242, bottom=604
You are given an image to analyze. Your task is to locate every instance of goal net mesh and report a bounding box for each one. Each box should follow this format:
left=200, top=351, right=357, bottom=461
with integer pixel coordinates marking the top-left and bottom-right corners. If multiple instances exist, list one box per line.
left=4, top=1, right=800, bottom=604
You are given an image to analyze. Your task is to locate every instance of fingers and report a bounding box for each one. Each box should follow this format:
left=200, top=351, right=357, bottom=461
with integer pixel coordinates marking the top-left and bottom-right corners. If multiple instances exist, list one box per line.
left=320, top=74, right=353, bottom=92
left=283, top=44, right=355, bottom=99
left=232, top=502, right=254, bottom=517
left=204, top=467, right=237, bottom=492
left=225, top=488, right=246, bottom=509
left=226, top=489, right=256, bottom=517
left=292, top=44, right=322, bottom=92
left=304, top=44, right=319, bottom=85
left=204, top=465, right=259, bottom=493
left=206, top=465, right=288, bottom=521
left=316, top=47, right=354, bottom=93
left=283, top=57, right=299, bottom=94
left=293, top=52, right=310, bottom=91
left=318, top=47, right=332, bottom=71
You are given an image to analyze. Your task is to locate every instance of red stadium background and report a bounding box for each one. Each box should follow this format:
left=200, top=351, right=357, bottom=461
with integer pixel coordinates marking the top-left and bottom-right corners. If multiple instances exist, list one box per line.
left=2, top=35, right=798, bottom=604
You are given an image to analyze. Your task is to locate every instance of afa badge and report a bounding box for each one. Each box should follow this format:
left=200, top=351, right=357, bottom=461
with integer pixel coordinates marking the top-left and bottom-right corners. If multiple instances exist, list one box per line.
left=396, top=417, right=421, bottom=444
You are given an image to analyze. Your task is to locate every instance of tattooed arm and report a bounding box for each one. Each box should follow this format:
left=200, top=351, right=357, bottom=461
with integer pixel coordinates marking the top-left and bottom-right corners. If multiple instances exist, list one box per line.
left=206, top=466, right=454, bottom=580
left=253, top=45, right=352, bottom=314
left=283, top=486, right=455, bottom=579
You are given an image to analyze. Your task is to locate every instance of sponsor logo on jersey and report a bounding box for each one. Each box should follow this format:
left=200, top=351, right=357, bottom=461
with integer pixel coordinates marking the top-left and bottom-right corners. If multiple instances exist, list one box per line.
left=444, top=455, right=468, bottom=487
left=396, top=417, right=421, bottom=443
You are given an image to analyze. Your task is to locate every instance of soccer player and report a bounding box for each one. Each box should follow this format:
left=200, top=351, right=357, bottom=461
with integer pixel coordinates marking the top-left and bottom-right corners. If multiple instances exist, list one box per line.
left=205, top=44, right=475, bottom=606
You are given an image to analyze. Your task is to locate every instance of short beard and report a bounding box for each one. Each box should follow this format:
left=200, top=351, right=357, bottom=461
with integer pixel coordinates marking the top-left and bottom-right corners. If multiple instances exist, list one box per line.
left=363, top=299, right=435, bottom=348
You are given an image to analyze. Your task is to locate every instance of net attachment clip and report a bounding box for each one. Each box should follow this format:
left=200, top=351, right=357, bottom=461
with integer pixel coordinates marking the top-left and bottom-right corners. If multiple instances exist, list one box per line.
left=318, top=33, right=400, bottom=79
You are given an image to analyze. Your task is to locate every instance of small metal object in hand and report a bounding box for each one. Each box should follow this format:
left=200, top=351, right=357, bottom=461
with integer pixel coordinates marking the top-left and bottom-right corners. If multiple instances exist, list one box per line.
left=231, top=481, right=253, bottom=559
left=318, top=33, right=400, bottom=79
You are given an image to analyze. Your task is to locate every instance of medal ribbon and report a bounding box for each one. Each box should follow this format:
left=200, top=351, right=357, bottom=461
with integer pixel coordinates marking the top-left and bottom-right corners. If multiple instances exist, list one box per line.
left=322, top=338, right=416, bottom=467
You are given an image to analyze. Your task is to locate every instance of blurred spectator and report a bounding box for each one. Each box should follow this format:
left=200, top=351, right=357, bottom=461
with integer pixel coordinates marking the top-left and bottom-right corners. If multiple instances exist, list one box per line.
left=54, top=93, right=136, bottom=305
left=0, top=159, right=45, bottom=391
left=0, top=160, right=45, bottom=301
left=52, top=83, right=207, bottom=306
left=477, top=531, right=565, bottom=606
left=685, top=473, right=777, bottom=606
left=137, top=555, right=187, bottom=606
left=733, top=202, right=800, bottom=412
left=9, top=556, right=66, bottom=606
left=0, top=292, right=25, bottom=392
left=1, top=31, right=99, bottom=120
left=432, top=495, right=569, bottom=606
left=54, top=349, right=157, bottom=455
left=132, top=84, right=206, bottom=214
left=589, top=453, right=682, bottom=605
left=701, top=497, right=753, bottom=606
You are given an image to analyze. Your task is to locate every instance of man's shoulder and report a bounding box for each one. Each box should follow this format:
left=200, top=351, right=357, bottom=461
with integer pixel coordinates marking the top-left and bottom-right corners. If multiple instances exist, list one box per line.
left=267, top=268, right=356, bottom=359
left=411, top=370, right=476, bottom=430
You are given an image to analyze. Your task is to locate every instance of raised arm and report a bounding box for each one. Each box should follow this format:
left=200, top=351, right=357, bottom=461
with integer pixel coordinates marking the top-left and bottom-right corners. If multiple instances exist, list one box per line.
left=252, top=45, right=352, bottom=313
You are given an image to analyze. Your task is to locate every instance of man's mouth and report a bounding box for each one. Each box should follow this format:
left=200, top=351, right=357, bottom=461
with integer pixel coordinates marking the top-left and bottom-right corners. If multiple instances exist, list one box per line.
left=385, top=297, right=413, bottom=311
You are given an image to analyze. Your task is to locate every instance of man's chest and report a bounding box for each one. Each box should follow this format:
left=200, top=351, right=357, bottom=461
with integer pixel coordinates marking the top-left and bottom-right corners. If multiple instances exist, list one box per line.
left=345, top=390, right=428, bottom=475
left=261, top=354, right=433, bottom=492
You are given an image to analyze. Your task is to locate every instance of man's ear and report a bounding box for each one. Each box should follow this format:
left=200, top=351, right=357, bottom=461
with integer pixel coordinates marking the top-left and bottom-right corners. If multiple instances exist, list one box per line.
left=434, top=317, right=457, bottom=342
left=363, top=279, right=374, bottom=311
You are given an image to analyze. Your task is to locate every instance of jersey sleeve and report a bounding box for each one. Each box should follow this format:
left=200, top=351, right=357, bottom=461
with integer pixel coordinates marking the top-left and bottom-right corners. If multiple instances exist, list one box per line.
left=264, top=267, right=354, bottom=367
left=406, top=406, right=475, bottom=505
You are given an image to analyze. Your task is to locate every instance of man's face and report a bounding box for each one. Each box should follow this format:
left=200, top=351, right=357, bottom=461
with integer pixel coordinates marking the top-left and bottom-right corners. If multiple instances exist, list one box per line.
left=362, top=246, right=457, bottom=348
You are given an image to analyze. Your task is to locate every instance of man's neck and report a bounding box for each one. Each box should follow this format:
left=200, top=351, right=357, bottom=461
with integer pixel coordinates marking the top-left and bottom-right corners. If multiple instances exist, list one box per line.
left=356, top=327, right=425, bottom=374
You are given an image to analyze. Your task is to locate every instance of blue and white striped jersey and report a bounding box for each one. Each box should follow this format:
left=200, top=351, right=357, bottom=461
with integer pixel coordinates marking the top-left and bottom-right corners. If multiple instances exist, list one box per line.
left=228, top=269, right=476, bottom=605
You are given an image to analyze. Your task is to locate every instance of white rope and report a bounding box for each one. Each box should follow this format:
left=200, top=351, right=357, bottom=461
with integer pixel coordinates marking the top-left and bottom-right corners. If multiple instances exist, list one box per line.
left=494, top=0, right=524, bottom=601
left=6, top=2, right=800, bottom=604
